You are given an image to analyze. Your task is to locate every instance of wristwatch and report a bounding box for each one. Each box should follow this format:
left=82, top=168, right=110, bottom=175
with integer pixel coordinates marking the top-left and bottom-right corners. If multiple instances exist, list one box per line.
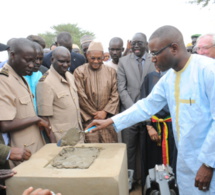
left=203, top=163, right=213, bottom=169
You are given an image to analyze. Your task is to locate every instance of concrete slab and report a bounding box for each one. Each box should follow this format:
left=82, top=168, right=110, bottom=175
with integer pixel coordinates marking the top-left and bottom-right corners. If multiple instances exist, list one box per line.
left=6, top=143, right=128, bottom=195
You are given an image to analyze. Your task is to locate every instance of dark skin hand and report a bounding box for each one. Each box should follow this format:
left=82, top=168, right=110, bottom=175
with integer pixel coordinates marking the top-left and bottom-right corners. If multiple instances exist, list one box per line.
left=39, top=117, right=56, bottom=143
left=146, top=125, right=160, bottom=142
left=85, top=118, right=113, bottom=132
left=9, top=147, right=31, bottom=161
left=0, top=116, right=51, bottom=134
left=195, top=164, right=213, bottom=191
left=122, top=40, right=132, bottom=56
left=0, top=169, right=16, bottom=189
left=93, top=111, right=107, bottom=120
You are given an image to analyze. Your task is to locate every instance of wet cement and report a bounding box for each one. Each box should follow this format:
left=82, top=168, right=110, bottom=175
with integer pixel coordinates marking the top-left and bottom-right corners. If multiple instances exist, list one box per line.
left=52, top=147, right=100, bottom=169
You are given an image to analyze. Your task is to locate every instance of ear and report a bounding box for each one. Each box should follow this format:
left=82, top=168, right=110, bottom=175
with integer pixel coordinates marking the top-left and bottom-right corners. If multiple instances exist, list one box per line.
left=171, top=43, right=179, bottom=54
left=10, top=51, right=15, bottom=59
left=122, top=47, right=125, bottom=52
left=51, top=56, right=54, bottom=64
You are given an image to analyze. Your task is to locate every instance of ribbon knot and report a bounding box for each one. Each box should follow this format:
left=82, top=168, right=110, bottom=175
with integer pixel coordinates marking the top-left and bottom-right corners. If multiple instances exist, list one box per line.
left=151, top=115, right=172, bottom=165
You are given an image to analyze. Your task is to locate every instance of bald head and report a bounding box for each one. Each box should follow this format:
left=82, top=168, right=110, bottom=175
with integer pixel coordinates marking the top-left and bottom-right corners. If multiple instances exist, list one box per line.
left=149, top=25, right=184, bottom=46
left=108, top=37, right=124, bottom=64
left=7, top=38, right=16, bottom=47
left=132, top=33, right=147, bottom=42
left=56, top=32, right=72, bottom=52
left=9, top=38, right=36, bottom=55
left=132, top=32, right=148, bottom=57
left=148, top=25, right=190, bottom=72
left=109, top=37, right=123, bottom=47
left=52, top=46, right=70, bottom=58
left=52, top=46, right=71, bottom=77
left=8, top=38, right=36, bottom=76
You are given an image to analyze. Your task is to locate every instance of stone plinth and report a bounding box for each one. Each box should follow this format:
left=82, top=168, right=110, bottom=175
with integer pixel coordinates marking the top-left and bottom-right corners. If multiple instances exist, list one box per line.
left=6, top=143, right=128, bottom=195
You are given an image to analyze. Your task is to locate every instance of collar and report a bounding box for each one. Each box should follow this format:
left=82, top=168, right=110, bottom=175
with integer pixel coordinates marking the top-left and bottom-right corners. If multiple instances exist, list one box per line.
left=5, top=63, right=23, bottom=81
left=50, top=65, right=68, bottom=83
left=135, top=53, right=146, bottom=61
left=4, top=63, right=32, bottom=93
left=174, top=55, right=192, bottom=74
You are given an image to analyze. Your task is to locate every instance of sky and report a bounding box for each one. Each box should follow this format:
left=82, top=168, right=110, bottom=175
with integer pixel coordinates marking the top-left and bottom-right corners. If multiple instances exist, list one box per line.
left=0, top=0, right=215, bottom=61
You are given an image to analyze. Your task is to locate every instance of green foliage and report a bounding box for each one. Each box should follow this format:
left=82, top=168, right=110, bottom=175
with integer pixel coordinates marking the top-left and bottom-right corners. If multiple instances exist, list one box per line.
left=38, top=23, right=95, bottom=49
left=189, top=0, right=215, bottom=7
left=38, top=32, right=56, bottom=49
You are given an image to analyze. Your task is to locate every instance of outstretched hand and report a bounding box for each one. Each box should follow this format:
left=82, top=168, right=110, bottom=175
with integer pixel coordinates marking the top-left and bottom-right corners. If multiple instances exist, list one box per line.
left=85, top=118, right=114, bottom=133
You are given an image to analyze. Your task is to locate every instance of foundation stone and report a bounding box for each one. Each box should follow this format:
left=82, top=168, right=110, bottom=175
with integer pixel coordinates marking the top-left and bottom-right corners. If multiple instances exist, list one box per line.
left=6, top=143, right=128, bottom=195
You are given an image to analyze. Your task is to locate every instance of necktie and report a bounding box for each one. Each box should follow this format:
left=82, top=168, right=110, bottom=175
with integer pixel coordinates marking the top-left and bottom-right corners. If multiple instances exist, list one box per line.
left=137, top=58, right=143, bottom=77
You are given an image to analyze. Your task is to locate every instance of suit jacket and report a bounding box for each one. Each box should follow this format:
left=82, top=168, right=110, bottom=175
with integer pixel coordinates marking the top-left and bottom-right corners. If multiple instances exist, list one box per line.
left=117, top=52, right=155, bottom=111
left=42, top=51, right=86, bottom=73
left=0, top=134, right=10, bottom=168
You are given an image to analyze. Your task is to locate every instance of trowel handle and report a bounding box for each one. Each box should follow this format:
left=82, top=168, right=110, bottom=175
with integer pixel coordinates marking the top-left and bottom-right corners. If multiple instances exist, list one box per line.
left=84, top=126, right=97, bottom=133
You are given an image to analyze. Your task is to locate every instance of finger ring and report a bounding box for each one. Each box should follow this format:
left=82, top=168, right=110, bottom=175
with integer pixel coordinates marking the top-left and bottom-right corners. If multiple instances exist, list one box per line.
left=202, top=186, right=207, bottom=190
left=152, top=137, right=155, bottom=140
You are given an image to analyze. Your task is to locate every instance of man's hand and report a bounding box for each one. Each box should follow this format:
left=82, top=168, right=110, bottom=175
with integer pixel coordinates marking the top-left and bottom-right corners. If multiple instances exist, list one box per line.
left=0, top=169, right=16, bottom=189
left=9, top=147, right=31, bottom=161
left=22, top=187, right=61, bottom=195
left=146, top=125, right=160, bottom=142
left=37, top=117, right=52, bottom=136
left=85, top=118, right=114, bottom=133
left=93, top=111, right=107, bottom=119
left=126, top=40, right=132, bottom=50
left=195, top=164, right=213, bottom=191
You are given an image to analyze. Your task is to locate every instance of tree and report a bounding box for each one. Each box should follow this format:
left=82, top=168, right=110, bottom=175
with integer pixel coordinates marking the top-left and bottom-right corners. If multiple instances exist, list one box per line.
left=189, top=0, right=215, bottom=7
left=38, top=23, right=95, bottom=48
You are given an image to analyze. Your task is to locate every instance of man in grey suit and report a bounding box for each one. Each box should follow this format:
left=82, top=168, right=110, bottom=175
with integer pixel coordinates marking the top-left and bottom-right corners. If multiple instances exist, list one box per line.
left=117, top=32, right=155, bottom=188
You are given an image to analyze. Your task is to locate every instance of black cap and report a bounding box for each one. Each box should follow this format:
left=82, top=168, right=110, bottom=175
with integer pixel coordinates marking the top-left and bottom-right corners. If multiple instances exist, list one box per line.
left=0, top=43, right=9, bottom=52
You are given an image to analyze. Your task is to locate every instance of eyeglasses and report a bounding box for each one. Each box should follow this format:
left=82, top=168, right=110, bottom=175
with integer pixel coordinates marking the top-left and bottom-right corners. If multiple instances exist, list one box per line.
left=131, top=41, right=145, bottom=46
left=196, top=45, right=215, bottom=52
left=150, top=43, right=173, bottom=57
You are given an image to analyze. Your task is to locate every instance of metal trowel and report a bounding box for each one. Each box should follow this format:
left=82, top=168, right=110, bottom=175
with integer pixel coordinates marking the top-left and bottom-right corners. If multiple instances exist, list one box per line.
left=57, top=126, right=97, bottom=147
left=57, top=127, right=82, bottom=147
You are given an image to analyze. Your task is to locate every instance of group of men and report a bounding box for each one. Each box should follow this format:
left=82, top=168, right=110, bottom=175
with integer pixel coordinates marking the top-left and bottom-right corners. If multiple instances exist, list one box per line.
left=87, top=28, right=215, bottom=195
left=0, top=26, right=215, bottom=195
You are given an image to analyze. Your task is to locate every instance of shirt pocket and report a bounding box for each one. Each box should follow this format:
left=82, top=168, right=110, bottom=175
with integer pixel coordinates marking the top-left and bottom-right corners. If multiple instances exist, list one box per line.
left=56, top=91, right=72, bottom=109
left=18, top=95, right=35, bottom=118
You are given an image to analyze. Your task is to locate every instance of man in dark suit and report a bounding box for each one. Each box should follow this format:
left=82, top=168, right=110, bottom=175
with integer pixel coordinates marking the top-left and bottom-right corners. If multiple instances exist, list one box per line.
left=117, top=32, right=155, bottom=188
left=42, top=32, right=85, bottom=73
